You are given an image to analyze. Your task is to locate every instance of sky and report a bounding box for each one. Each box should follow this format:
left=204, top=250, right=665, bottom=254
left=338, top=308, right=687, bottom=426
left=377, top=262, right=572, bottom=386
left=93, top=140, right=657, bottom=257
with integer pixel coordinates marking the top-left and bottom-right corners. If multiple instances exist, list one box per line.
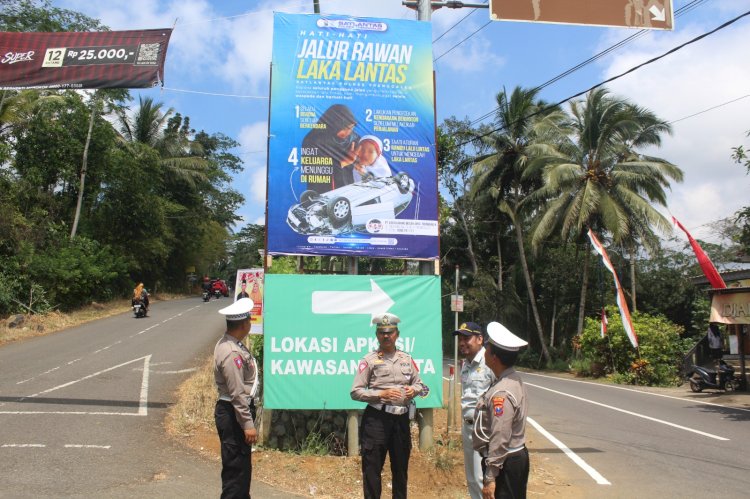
left=53, top=0, right=750, bottom=244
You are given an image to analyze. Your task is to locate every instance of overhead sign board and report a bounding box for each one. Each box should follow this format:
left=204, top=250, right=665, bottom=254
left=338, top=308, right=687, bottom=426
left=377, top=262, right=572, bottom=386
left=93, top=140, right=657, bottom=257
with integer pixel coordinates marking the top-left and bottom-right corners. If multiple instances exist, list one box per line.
left=266, top=13, right=440, bottom=259
left=263, top=274, right=443, bottom=409
left=0, top=29, right=172, bottom=90
left=490, top=0, right=673, bottom=30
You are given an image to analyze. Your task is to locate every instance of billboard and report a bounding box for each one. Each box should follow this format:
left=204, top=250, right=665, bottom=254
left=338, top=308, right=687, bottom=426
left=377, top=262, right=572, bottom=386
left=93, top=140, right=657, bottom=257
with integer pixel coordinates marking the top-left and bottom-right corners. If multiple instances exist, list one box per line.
left=267, top=13, right=439, bottom=259
left=234, top=269, right=264, bottom=334
left=0, top=29, right=172, bottom=90
left=263, top=274, right=443, bottom=409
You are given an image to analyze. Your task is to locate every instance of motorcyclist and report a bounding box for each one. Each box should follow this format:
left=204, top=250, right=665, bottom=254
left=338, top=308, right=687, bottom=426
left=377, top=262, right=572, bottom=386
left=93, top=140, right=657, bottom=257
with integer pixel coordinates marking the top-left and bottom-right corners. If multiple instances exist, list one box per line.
left=132, top=282, right=150, bottom=310
left=202, top=275, right=212, bottom=293
left=211, top=279, right=224, bottom=298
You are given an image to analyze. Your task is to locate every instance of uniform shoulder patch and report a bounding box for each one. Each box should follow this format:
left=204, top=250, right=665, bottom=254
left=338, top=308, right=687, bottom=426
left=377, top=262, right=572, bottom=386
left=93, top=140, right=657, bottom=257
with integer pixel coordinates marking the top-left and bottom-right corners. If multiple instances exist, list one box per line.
left=234, top=357, right=243, bottom=369
left=492, top=396, right=504, bottom=417
left=358, top=360, right=368, bottom=373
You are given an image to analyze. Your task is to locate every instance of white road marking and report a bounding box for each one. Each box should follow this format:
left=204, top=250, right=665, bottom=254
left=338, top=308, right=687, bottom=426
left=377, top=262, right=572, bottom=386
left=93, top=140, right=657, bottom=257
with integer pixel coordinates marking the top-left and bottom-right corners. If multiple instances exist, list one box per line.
left=64, top=444, right=111, bottom=449
left=134, top=367, right=197, bottom=375
left=138, top=355, right=150, bottom=416
left=527, top=416, right=611, bottom=485
left=24, top=355, right=150, bottom=399
left=1, top=444, right=46, bottom=448
left=1, top=356, right=152, bottom=417
left=525, top=372, right=750, bottom=413
left=526, top=382, right=729, bottom=441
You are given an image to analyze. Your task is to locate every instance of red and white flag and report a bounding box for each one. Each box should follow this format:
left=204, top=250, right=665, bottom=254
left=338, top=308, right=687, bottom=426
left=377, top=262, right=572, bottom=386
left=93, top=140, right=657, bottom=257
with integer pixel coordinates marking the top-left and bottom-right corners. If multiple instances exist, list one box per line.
left=672, top=216, right=726, bottom=289
left=587, top=229, right=638, bottom=349
left=600, top=308, right=608, bottom=338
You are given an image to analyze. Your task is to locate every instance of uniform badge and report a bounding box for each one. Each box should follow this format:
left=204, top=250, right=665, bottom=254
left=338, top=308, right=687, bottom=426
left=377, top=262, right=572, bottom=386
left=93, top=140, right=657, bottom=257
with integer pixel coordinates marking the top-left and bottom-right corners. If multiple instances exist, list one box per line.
left=234, top=357, right=243, bottom=369
left=419, top=385, right=430, bottom=398
left=492, top=396, right=504, bottom=417
left=358, top=360, right=368, bottom=373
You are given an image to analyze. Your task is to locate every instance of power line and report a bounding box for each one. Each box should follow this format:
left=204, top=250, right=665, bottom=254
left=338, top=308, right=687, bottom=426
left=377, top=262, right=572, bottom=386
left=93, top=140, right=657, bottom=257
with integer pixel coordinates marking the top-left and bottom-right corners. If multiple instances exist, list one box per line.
left=468, top=0, right=709, bottom=127
left=432, top=0, right=487, bottom=43
left=434, top=20, right=492, bottom=61
left=668, top=94, right=750, bottom=125
left=455, top=9, right=750, bottom=149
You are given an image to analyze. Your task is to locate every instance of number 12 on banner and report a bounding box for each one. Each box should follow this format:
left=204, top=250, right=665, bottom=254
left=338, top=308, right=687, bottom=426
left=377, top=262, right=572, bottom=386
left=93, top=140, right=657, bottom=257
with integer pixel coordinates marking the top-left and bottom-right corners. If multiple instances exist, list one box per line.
left=42, top=48, right=66, bottom=67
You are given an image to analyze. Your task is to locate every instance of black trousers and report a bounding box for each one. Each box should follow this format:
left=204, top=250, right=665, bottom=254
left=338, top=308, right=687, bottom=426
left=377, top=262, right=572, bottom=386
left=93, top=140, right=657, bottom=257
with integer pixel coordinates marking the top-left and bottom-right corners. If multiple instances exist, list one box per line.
left=482, top=447, right=529, bottom=499
left=360, top=405, right=411, bottom=499
left=215, top=400, right=253, bottom=499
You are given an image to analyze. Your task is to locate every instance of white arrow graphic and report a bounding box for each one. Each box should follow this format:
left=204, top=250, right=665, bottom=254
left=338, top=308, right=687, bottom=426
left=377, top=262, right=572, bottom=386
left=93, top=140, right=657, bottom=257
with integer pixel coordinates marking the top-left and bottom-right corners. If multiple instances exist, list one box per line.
left=312, top=279, right=394, bottom=320
left=649, top=5, right=666, bottom=22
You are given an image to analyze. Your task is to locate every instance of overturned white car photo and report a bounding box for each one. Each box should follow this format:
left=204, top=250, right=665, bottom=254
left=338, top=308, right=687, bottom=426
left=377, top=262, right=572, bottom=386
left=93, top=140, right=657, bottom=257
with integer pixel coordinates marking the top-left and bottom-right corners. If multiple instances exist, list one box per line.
left=286, top=172, right=415, bottom=235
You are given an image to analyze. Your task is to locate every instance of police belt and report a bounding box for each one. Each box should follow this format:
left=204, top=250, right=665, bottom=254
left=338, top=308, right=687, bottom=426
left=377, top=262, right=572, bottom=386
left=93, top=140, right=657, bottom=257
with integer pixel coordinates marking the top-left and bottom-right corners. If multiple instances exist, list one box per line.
left=219, top=395, right=255, bottom=406
left=369, top=403, right=408, bottom=415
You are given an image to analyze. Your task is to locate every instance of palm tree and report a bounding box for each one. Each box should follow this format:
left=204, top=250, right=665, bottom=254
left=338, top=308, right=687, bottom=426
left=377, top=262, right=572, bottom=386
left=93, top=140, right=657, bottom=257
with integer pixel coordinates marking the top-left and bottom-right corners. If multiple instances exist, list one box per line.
left=531, top=88, right=683, bottom=334
left=463, top=86, right=564, bottom=365
left=117, top=96, right=208, bottom=188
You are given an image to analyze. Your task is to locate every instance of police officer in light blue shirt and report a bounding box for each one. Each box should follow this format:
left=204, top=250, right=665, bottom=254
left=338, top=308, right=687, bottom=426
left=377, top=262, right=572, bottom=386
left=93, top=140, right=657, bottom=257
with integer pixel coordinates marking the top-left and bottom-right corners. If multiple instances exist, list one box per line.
left=454, top=322, right=495, bottom=499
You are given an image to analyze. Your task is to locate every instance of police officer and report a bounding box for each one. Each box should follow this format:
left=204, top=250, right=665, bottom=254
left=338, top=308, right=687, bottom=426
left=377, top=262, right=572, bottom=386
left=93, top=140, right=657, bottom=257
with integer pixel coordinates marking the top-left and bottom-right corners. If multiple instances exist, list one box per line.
left=455, top=322, right=495, bottom=499
left=472, top=322, right=529, bottom=499
left=213, top=298, right=259, bottom=499
left=351, top=312, right=427, bottom=499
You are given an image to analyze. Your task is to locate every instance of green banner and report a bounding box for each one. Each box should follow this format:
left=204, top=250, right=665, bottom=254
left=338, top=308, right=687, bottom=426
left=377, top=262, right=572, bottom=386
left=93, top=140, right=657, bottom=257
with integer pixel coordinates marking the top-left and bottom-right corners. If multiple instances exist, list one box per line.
left=264, top=274, right=443, bottom=409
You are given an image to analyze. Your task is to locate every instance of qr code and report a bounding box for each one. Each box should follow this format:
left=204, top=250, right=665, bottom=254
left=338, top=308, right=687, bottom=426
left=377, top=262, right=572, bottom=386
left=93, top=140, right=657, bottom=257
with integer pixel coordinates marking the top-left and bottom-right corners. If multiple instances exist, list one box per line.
left=135, top=43, right=160, bottom=65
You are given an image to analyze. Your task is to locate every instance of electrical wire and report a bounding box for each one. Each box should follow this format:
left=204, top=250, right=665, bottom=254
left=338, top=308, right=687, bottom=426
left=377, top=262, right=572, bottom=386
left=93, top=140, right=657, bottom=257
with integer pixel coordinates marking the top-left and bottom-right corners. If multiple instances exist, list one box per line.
left=434, top=20, right=492, bottom=61
left=468, top=0, right=710, bottom=127
left=454, top=9, right=750, bottom=149
left=432, top=0, right=487, bottom=43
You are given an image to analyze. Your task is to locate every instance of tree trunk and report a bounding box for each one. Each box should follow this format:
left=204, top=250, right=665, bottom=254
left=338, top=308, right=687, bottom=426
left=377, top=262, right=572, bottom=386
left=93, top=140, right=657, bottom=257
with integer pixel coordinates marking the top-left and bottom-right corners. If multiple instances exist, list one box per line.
left=71, top=96, right=98, bottom=239
left=576, top=248, right=590, bottom=336
left=457, top=202, right=479, bottom=275
left=513, top=216, right=551, bottom=364
left=629, top=244, right=637, bottom=313
left=550, top=295, right=557, bottom=348
left=496, top=232, right=503, bottom=291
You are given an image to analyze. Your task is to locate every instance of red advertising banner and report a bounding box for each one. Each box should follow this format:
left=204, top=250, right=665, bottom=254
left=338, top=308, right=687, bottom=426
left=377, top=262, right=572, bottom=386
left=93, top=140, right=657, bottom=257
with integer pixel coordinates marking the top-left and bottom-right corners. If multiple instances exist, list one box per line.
left=0, top=29, right=172, bottom=90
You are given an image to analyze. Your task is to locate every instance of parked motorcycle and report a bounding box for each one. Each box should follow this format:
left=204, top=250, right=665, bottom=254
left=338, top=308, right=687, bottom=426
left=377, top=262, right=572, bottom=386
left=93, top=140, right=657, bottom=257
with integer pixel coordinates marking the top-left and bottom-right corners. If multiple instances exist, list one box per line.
left=688, top=360, right=740, bottom=392
left=133, top=299, right=148, bottom=318
left=202, top=289, right=210, bottom=302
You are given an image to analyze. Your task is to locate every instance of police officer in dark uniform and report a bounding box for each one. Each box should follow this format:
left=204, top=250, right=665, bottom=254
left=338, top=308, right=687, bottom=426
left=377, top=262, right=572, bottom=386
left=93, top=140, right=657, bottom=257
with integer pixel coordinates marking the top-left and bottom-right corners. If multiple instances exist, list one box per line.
left=213, top=298, right=259, bottom=498
left=472, top=321, right=529, bottom=499
left=351, top=312, right=428, bottom=499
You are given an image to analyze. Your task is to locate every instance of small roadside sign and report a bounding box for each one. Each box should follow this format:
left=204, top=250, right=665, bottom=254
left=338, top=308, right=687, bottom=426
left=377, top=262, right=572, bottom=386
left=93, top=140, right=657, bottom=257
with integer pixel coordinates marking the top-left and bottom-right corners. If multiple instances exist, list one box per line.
left=450, top=294, right=464, bottom=312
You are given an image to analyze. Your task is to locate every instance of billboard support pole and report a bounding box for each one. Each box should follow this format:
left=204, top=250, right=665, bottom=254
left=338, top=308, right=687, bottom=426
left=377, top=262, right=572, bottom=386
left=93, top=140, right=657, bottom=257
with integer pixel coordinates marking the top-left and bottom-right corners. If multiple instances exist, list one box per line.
left=346, top=256, right=360, bottom=456
left=416, top=0, right=435, bottom=451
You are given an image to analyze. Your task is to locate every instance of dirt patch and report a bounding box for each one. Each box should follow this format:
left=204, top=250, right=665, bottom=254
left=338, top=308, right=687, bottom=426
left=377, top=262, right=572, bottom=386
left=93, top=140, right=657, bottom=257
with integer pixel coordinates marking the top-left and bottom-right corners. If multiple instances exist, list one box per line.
left=166, top=359, right=584, bottom=498
left=0, top=294, right=183, bottom=347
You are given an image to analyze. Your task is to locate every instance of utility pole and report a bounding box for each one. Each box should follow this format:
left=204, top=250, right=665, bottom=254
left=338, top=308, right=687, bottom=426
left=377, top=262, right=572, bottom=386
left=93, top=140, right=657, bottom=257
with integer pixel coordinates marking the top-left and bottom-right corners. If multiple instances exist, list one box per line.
left=313, top=0, right=320, bottom=14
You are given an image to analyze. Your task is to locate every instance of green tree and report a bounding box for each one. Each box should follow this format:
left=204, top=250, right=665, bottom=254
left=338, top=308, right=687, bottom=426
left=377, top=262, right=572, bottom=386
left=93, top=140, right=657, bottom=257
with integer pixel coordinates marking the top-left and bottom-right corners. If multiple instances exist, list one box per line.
left=532, top=88, right=683, bottom=335
left=464, top=86, right=564, bottom=364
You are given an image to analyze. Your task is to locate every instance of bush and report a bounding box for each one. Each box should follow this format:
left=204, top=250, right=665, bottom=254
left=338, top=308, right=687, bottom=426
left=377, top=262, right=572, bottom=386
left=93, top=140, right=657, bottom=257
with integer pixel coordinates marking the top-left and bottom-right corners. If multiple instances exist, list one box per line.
left=574, top=306, right=693, bottom=386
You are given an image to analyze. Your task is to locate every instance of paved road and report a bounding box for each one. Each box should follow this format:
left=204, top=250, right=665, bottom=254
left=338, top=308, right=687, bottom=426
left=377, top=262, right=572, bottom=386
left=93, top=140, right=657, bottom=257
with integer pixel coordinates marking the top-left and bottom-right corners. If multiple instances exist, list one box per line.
left=0, top=298, right=299, bottom=498
left=523, top=372, right=750, bottom=497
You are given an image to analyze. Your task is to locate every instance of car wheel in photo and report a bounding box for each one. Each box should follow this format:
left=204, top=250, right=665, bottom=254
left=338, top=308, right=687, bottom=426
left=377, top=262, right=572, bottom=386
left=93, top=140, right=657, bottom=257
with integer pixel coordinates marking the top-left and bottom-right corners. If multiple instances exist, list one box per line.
left=326, top=196, right=351, bottom=228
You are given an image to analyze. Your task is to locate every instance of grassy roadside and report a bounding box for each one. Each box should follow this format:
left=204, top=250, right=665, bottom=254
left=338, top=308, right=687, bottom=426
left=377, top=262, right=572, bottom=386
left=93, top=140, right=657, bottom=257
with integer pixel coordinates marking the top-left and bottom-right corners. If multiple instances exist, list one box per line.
left=0, top=294, right=191, bottom=347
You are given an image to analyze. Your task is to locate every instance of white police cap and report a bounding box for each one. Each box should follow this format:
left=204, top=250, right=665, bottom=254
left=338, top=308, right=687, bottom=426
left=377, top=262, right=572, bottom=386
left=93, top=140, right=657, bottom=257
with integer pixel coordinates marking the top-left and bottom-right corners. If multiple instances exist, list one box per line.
left=372, top=312, right=400, bottom=331
left=218, top=297, right=254, bottom=321
left=486, top=321, right=528, bottom=351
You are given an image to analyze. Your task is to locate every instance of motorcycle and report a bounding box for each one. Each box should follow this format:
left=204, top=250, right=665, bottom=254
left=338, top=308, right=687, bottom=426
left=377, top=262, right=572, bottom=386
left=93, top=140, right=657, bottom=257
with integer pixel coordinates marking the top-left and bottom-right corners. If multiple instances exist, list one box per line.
left=213, top=288, right=222, bottom=299
left=202, top=289, right=210, bottom=302
left=688, top=360, right=740, bottom=392
left=133, top=298, right=148, bottom=318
